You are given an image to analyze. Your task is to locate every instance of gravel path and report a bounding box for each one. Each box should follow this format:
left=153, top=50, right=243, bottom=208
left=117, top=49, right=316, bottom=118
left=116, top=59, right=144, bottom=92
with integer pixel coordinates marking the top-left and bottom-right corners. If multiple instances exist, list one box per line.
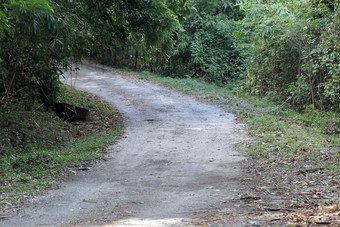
left=1, top=63, right=249, bottom=226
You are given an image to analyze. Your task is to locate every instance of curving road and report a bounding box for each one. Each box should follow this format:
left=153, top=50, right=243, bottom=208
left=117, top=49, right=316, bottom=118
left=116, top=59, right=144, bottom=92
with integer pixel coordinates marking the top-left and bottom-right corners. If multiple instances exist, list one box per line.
left=1, top=63, right=249, bottom=226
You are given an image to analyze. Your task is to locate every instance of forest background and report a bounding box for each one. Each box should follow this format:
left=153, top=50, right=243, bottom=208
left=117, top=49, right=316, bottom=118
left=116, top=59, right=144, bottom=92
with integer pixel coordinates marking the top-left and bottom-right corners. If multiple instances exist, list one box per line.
left=0, top=0, right=339, bottom=113
left=0, top=0, right=339, bottom=222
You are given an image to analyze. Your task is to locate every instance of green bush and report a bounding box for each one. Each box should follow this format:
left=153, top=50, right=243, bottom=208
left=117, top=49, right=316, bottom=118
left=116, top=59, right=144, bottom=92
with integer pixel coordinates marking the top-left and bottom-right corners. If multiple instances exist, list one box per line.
left=165, top=0, right=243, bottom=85
left=190, top=16, right=242, bottom=85
left=236, top=0, right=340, bottom=111
left=0, top=102, right=69, bottom=155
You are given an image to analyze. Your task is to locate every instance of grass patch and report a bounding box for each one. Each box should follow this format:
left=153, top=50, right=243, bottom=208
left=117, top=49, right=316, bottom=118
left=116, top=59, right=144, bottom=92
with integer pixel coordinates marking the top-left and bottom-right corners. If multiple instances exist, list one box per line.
left=0, top=85, right=124, bottom=211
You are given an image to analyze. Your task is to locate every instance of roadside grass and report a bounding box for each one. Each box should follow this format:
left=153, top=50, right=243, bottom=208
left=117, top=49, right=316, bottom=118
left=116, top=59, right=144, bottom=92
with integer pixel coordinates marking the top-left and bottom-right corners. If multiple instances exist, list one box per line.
left=0, top=85, right=124, bottom=212
left=115, top=69, right=340, bottom=196
left=113, top=68, right=340, bottom=224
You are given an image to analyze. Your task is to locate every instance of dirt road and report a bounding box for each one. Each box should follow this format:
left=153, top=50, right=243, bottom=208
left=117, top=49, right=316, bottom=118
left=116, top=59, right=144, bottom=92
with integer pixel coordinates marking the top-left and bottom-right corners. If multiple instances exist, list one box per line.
left=1, top=63, right=249, bottom=226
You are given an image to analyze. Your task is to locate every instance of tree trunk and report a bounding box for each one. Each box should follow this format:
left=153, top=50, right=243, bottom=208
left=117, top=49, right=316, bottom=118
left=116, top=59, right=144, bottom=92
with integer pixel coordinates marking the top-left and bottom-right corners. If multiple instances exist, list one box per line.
left=134, top=51, right=138, bottom=70
left=149, top=59, right=153, bottom=73
left=3, top=63, right=18, bottom=103
left=308, top=74, right=315, bottom=107
left=113, top=52, right=117, bottom=65
left=298, top=44, right=302, bottom=78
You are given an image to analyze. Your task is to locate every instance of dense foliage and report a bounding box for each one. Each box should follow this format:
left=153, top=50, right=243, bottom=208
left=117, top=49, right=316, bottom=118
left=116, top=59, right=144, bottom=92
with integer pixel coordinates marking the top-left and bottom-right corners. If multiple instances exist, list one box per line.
left=0, top=0, right=189, bottom=104
left=80, top=0, right=189, bottom=68
left=0, top=0, right=86, bottom=104
left=164, top=0, right=243, bottom=85
left=163, top=0, right=339, bottom=111
left=0, top=0, right=338, bottom=111
left=236, top=0, right=339, bottom=111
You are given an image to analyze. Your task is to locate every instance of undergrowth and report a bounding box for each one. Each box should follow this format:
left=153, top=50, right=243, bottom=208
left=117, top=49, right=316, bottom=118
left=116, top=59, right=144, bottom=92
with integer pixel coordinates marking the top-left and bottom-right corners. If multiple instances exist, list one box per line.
left=0, top=85, right=124, bottom=211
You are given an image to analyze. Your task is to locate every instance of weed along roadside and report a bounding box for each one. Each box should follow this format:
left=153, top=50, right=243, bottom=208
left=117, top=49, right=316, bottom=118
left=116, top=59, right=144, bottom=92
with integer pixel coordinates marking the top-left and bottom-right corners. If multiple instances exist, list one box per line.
left=0, top=85, right=124, bottom=216
left=114, top=67, right=340, bottom=225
